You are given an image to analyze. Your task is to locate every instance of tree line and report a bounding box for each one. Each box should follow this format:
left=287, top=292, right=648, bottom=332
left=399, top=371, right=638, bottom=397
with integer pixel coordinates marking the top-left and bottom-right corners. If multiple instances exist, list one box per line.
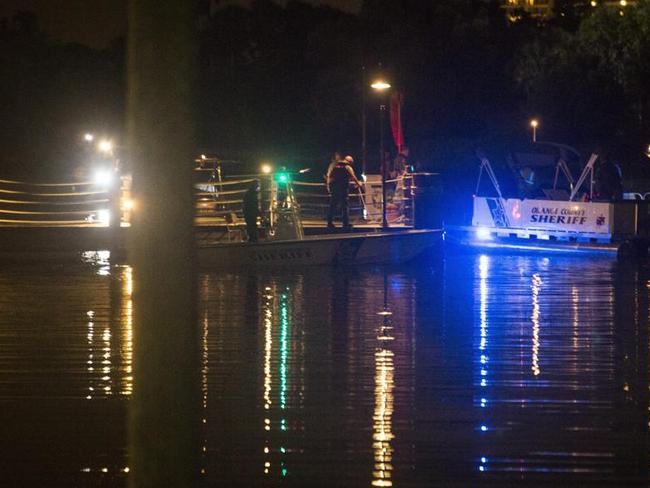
left=1, top=0, right=648, bottom=186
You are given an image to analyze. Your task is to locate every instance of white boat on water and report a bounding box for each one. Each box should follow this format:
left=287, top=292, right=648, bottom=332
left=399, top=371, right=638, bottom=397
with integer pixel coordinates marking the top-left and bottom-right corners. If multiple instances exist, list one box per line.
left=198, top=229, right=439, bottom=267
left=197, top=171, right=440, bottom=267
left=445, top=145, right=650, bottom=257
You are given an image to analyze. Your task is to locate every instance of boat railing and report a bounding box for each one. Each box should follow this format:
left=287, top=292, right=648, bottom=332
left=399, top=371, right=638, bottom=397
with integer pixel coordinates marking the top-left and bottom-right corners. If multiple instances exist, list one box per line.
left=292, top=174, right=415, bottom=226
left=623, top=192, right=650, bottom=201
left=0, top=168, right=417, bottom=229
left=0, top=175, right=126, bottom=227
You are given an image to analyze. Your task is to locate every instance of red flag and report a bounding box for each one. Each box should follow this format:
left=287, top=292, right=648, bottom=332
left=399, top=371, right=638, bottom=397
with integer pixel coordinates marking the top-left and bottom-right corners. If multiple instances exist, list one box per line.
left=390, top=92, right=405, bottom=152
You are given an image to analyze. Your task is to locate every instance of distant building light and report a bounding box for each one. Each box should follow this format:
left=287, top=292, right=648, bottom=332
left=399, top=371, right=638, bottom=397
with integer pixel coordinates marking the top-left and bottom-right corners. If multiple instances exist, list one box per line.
left=84, top=133, right=94, bottom=142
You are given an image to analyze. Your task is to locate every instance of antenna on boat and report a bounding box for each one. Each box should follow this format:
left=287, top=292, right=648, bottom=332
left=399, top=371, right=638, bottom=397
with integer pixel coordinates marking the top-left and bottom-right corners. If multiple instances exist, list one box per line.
left=474, top=149, right=504, bottom=199
left=569, top=153, right=598, bottom=201
left=553, top=158, right=574, bottom=192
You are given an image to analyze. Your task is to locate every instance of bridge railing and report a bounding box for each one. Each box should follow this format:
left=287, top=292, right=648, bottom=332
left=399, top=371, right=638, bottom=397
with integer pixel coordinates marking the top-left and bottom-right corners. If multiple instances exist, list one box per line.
left=0, top=177, right=119, bottom=227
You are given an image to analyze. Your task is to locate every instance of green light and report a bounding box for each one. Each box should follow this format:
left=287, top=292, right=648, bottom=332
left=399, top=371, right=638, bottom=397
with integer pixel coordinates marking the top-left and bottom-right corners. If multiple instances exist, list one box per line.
left=276, top=172, right=289, bottom=183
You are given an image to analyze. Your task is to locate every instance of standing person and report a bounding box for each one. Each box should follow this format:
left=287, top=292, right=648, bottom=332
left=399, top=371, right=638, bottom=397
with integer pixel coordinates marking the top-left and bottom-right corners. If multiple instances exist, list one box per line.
left=390, top=146, right=410, bottom=218
left=243, top=179, right=260, bottom=242
left=391, top=146, right=410, bottom=179
left=326, top=155, right=362, bottom=230
left=596, top=151, right=623, bottom=201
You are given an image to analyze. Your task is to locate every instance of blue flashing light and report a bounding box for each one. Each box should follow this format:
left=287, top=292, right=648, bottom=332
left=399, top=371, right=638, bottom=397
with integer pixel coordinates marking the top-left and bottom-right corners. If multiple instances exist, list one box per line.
left=481, top=457, right=487, bottom=463
left=480, top=425, right=488, bottom=432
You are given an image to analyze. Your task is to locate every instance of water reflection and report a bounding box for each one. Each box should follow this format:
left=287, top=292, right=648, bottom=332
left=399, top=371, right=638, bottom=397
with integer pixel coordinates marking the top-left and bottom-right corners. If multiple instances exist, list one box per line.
left=261, top=284, right=293, bottom=478
left=471, top=256, right=648, bottom=483
left=85, top=264, right=133, bottom=401
left=372, top=279, right=395, bottom=487
left=531, top=273, right=542, bottom=377
left=2, top=254, right=650, bottom=486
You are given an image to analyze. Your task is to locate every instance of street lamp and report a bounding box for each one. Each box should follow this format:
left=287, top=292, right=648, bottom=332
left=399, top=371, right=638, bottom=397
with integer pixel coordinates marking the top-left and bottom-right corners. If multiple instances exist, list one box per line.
left=372, top=79, right=391, bottom=229
left=530, top=119, right=539, bottom=143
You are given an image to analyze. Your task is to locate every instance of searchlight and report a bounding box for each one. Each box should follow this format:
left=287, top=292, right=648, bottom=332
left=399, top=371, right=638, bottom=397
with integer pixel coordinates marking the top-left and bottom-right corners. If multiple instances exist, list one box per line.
left=93, top=169, right=113, bottom=187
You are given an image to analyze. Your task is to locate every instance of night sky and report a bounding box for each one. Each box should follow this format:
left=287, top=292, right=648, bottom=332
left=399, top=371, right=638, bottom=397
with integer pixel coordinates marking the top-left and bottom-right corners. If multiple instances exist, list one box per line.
left=0, top=0, right=361, bottom=48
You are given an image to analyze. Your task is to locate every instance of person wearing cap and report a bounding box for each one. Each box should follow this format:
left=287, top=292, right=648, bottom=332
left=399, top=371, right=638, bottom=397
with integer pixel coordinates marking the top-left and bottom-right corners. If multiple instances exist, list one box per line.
left=326, top=155, right=362, bottom=230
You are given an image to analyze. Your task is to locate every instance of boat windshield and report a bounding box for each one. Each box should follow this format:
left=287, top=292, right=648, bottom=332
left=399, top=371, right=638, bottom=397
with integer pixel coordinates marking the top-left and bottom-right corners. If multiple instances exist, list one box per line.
left=506, top=143, right=582, bottom=200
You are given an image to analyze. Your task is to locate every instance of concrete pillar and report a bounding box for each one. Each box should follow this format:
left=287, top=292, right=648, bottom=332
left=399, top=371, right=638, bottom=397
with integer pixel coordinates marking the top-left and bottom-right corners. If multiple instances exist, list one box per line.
left=127, top=1, right=199, bottom=487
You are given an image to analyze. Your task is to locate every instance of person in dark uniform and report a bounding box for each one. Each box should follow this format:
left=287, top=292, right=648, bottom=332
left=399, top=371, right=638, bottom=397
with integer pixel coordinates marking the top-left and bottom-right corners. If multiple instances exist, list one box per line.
left=596, top=154, right=623, bottom=201
left=243, top=179, right=260, bottom=242
left=326, top=155, right=362, bottom=230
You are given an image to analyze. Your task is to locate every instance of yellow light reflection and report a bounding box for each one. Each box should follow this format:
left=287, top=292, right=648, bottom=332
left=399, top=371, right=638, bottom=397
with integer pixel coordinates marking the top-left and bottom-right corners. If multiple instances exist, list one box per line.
left=263, top=290, right=273, bottom=473
left=122, top=266, right=133, bottom=396
left=372, top=314, right=395, bottom=487
left=531, top=274, right=542, bottom=376
left=86, top=311, right=95, bottom=400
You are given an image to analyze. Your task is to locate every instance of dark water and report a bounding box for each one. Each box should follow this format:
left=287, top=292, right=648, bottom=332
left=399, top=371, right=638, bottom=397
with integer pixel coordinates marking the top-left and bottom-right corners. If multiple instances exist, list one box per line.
left=1, top=251, right=649, bottom=487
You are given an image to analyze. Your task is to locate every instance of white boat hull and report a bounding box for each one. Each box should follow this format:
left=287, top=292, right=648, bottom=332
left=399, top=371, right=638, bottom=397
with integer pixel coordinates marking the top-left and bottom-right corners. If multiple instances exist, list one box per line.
left=444, top=225, right=649, bottom=257
left=197, top=229, right=441, bottom=267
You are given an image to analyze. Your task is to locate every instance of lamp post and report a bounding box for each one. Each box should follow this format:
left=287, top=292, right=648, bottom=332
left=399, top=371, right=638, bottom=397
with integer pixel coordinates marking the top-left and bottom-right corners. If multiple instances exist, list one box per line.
left=530, top=119, right=539, bottom=143
left=371, top=79, right=391, bottom=229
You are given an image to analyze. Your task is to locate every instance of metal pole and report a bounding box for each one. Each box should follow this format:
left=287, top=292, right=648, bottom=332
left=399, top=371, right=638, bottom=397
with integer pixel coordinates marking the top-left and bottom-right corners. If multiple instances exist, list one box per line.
left=532, top=125, right=537, bottom=143
left=127, top=0, right=200, bottom=487
left=361, top=66, right=367, bottom=176
left=380, top=103, right=388, bottom=229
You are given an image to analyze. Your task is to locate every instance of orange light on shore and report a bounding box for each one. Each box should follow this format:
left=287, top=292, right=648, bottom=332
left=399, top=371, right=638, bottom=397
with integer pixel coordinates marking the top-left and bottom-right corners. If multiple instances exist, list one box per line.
left=530, top=119, right=539, bottom=142
left=371, top=80, right=391, bottom=91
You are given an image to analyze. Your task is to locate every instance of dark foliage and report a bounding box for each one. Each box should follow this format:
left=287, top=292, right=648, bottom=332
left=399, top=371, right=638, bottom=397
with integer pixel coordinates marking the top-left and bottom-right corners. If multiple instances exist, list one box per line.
left=1, top=0, right=648, bottom=188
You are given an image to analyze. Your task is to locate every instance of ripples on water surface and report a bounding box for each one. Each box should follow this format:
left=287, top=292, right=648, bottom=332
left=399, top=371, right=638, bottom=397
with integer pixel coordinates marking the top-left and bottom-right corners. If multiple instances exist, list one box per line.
left=0, top=253, right=648, bottom=487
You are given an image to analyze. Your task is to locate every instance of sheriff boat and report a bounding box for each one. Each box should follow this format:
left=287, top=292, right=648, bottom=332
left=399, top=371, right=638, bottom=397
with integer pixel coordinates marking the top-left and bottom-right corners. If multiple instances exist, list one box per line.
left=445, top=145, right=650, bottom=257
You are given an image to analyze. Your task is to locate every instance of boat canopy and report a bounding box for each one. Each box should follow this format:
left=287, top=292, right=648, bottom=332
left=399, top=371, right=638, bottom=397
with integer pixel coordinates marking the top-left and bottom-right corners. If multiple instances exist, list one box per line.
left=475, top=142, right=584, bottom=200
